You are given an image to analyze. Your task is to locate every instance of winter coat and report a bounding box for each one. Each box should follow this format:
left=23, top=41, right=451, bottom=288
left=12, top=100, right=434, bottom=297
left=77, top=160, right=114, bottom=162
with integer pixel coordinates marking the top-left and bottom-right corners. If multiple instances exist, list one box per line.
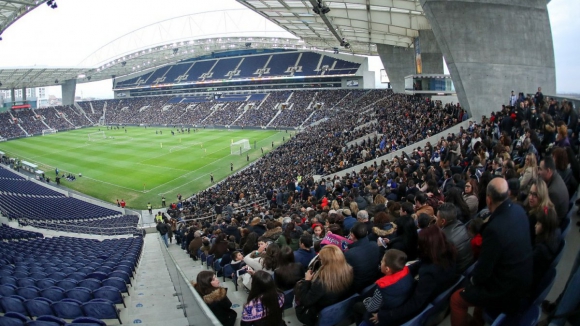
left=376, top=261, right=457, bottom=326
left=461, top=200, right=533, bottom=313
left=200, top=287, right=237, bottom=326
left=441, top=220, right=473, bottom=273
left=344, top=237, right=381, bottom=293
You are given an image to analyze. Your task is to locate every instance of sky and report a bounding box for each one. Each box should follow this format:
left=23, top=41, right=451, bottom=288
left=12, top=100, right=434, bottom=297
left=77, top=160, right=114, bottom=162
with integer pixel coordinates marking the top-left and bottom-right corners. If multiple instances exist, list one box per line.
left=0, top=0, right=578, bottom=98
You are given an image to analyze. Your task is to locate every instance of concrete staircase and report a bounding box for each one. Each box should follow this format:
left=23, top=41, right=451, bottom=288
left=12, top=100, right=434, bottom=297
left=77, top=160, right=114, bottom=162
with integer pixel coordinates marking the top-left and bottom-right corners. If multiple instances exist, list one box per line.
left=117, top=234, right=189, bottom=326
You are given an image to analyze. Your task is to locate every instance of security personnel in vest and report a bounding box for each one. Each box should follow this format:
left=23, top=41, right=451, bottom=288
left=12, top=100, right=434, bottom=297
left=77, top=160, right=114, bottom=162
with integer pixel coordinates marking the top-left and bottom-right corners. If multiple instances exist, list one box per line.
left=147, top=202, right=152, bottom=214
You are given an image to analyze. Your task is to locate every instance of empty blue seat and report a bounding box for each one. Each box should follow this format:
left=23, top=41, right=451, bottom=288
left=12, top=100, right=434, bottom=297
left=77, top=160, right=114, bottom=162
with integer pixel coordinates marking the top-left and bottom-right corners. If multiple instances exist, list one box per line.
left=70, top=317, right=107, bottom=326
left=92, top=286, right=125, bottom=308
left=13, top=271, right=30, bottom=279
left=0, top=283, right=17, bottom=296
left=316, top=293, right=360, bottom=326
left=36, top=279, right=56, bottom=290
left=40, top=287, right=65, bottom=302
left=66, top=288, right=93, bottom=303
left=25, top=297, right=54, bottom=318
left=86, top=272, right=107, bottom=282
left=0, top=295, right=28, bottom=314
left=82, top=299, right=122, bottom=324
left=67, top=273, right=87, bottom=282
left=30, top=273, right=48, bottom=281
left=102, top=277, right=128, bottom=295
left=52, top=299, right=84, bottom=319
left=4, top=312, right=30, bottom=324
left=56, top=279, right=78, bottom=291
left=1, top=276, right=18, bottom=286
left=206, top=255, right=215, bottom=270
left=47, top=273, right=67, bottom=281
left=283, top=289, right=294, bottom=310
left=16, top=286, right=41, bottom=300
left=0, top=315, right=25, bottom=326
left=108, top=270, right=131, bottom=286
left=78, top=279, right=101, bottom=292
left=17, top=279, right=37, bottom=288
left=32, top=315, right=66, bottom=326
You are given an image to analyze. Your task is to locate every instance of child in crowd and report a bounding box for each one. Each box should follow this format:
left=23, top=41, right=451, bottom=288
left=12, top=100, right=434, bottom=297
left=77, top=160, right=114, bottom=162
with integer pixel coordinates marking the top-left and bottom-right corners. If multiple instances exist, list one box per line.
left=354, top=249, right=415, bottom=325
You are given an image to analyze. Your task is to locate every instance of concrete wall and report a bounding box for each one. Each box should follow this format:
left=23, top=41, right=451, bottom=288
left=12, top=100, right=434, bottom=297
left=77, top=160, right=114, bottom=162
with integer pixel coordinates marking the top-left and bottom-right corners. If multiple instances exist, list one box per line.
left=324, top=119, right=473, bottom=179
left=418, top=30, right=444, bottom=74
left=61, top=79, right=77, bottom=106
left=420, top=0, right=556, bottom=120
left=377, top=44, right=415, bottom=93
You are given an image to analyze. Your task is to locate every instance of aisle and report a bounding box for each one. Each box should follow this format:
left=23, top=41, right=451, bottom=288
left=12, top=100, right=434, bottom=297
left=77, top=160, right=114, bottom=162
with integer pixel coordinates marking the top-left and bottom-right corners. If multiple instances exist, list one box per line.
left=117, top=233, right=189, bottom=326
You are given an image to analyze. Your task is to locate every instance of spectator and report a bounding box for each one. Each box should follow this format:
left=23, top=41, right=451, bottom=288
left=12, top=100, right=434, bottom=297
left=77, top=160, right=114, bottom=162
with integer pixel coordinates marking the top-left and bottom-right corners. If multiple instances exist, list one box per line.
left=276, top=221, right=301, bottom=251
left=241, top=270, right=285, bottom=326
left=274, top=246, right=305, bottom=291
left=353, top=249, right=415, bottom=325
left=294, top=235, right=316, bottom=270
left=531, top=206, right=561, bottom=285
left=373, top=225, right=457, bottom=326
left=156, top=220, right=169, bottom=247
left=450, top=178, right=533, bottom=326
left=294, top=245, right=353, bottom=326
left=344, top=222, right=381, bottom=293
left=463, top=179, right=479, bottom=217
left=342, top=209, right=356, bottom=233
left=193, top=271, right=237, bottom=326
left=242, top=232, right=259, bottom=256
left=188, top=231, right=203, bottom=261
left=538, top=156, right=568, bottom=222
left=436, top=203, right=473, bottom=273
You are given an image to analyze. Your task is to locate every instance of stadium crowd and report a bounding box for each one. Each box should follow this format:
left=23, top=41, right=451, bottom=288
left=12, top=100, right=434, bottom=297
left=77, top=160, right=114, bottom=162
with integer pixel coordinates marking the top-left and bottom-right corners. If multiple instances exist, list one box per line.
left=0, top=89, right=430, bottom=138
left=164, top=89, right=579, bottom=326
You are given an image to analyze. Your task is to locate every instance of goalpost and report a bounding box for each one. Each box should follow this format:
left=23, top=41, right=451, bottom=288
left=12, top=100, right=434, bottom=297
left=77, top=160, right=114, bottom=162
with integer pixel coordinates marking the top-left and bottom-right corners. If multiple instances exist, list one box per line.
left=231, top=139, right=251, bottom=155
left=42, top=129, right=57, bottom=136
left=88, top=131, right=106, bottom=141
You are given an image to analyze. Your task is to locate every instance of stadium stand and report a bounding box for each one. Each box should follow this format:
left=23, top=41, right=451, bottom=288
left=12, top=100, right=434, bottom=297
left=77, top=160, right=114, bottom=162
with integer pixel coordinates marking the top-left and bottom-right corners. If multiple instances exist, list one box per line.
left=0, top=230, right=142, bottom=324
left=115, top=51, right=361, bottom=88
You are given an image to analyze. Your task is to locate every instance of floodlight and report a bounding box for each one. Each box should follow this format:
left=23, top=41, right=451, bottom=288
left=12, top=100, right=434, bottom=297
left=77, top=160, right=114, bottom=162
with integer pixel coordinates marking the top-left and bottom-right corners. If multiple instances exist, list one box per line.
left=46, top=0, right=52, bottom=5
left=51, top=3, right=57, bottom=8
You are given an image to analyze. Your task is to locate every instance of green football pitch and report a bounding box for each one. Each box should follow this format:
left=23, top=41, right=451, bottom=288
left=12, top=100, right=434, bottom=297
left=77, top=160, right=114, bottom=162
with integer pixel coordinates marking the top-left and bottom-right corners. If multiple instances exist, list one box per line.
left=0, top=127, right=288, bottom=209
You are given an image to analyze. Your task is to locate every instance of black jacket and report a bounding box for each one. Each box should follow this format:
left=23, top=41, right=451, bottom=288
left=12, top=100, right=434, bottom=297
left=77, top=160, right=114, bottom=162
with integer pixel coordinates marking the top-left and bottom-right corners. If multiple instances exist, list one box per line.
left=377, top=261, right=457, bottom=326
left=344, top=237, right=381, bottom=293
left=462, top=200, right=533, bottom=313
left=201, top=287, right=237, bottom=326
left=274, top=263, right=305, bottom=291
left=156, top=223, right=168, bottom=235
left=295, top=279, right=352, bottom=325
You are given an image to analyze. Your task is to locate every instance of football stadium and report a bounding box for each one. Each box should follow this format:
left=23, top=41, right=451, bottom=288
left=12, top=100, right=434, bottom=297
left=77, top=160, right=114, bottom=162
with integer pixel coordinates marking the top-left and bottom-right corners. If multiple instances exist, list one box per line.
left=0, top=0, right=578, bottom=326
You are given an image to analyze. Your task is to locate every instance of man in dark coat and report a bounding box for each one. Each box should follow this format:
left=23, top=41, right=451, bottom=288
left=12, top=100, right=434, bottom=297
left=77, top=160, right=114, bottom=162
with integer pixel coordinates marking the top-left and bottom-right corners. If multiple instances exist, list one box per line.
left=539, top=156, right=569, bottom=221
left=450, top=178, right=533, bottom=325
left=344, top=222, right=381, bottom=293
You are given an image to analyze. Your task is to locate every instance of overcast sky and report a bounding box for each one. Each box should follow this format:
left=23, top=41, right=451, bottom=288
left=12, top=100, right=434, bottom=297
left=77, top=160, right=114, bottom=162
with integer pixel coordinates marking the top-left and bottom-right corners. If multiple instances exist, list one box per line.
left=0, top=0, right=577, bottom=98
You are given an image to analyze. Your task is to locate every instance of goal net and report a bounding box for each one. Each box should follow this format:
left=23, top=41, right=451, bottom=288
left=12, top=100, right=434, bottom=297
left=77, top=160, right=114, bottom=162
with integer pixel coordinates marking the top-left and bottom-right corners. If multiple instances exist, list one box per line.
left=231, top=139, right=251, bottom=155
left=88, top=131, right=106, bottom=141
left=42, top=129, right=57, bottom=136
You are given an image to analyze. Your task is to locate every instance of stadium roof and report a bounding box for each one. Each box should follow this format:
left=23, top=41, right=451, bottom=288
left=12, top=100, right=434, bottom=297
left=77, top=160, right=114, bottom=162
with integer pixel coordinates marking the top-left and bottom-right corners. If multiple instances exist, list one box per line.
left=236, top=0, right=431, bottom=55
left=0, top=0, right=50, bottom=37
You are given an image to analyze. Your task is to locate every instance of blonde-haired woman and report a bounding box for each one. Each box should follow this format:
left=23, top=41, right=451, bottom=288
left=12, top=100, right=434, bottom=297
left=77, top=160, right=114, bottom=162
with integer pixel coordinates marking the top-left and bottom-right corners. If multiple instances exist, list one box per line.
left=294, top=245, right=354, bottom=326
left=330, top=200, right=340, bottom=211
left=526, top=178, right=554, bottom=243
left=349, top=201, right=359, bottom=217
left=520, top=152, right=538, bottom=195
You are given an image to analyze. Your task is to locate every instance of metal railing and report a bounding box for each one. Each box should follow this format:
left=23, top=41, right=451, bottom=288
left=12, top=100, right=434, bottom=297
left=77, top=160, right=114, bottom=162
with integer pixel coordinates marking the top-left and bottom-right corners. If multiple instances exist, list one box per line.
left=158, top=235, right=222, bottom=326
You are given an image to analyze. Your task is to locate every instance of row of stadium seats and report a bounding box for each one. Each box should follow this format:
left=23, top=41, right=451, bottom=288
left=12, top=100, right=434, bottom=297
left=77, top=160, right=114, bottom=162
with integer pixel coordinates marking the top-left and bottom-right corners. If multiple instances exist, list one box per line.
left=116, top=51, right=360, bottom=88
left=21, top=215, right=140, bottom=236
left=0, top=224, right=43, bottom=241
